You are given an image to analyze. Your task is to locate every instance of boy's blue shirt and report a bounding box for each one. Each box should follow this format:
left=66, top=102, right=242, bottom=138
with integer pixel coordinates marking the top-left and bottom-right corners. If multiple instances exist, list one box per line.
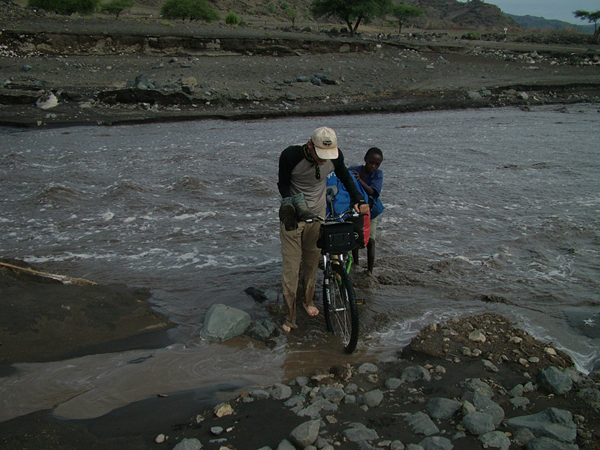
left=348, top=165, right=383, bottom=198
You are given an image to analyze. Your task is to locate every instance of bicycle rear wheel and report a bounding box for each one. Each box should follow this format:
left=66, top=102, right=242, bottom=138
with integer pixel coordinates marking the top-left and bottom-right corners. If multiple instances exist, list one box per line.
left=322, top=261, right=359, bottom=353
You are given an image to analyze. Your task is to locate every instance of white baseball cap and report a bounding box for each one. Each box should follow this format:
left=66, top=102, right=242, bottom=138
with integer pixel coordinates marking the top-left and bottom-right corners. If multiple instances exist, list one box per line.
left=311, top=127, right=339, bottom=160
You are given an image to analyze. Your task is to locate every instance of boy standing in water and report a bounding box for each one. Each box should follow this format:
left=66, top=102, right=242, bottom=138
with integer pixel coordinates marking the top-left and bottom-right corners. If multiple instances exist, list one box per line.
left=349, top=147, right=384, bottom=275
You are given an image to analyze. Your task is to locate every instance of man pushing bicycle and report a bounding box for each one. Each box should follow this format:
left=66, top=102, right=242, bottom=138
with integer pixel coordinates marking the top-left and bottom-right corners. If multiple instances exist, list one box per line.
left=277, top=127, right=369, bottom=333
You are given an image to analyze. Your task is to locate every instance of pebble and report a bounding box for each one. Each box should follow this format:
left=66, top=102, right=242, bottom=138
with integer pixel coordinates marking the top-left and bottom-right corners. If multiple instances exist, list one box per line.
left=213, top=403, right=234, bottom=418
left=358, top=362, right=378, bottom=374
left=469, top=330, right=486, bottom=343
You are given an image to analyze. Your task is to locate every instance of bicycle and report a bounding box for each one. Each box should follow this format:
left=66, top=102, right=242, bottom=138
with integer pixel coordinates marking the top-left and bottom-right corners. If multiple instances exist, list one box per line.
left=313, top=186, right=360, bottom=354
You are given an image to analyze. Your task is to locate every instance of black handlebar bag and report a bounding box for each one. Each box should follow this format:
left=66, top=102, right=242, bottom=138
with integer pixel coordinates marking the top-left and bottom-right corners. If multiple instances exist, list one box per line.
left=317, top=221, right=356, bottom=254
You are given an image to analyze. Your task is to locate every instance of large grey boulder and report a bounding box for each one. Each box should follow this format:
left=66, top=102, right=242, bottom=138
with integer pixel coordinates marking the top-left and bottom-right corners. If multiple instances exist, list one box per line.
left=418, top=436, right=453, bottom=450
left=427, top=397, right=462, bottom=420
left=290, top=420, right=320, bottom=448
left=173, top=438, right=202, bottom=450
left=405, top=411, right=439, bottom=436
left=385, top=377, right=403, bottom=390
left=470, top=392, right=505, bottom=427
left=577, top=387, right=600, bottom=409
left=342, top=422, right=379, bottom=442
left=363, top=389, right=384, bottom=407
left=297, top=399, right=337, bottom=418
left=200, top=304, right=251, bottom=342
left=461, top=378, right=494, bottom=400
left=269, top=383, right=293, bottom=400
left=537, top=367, right=573, bottom=395
left=478, top=431, right=510, bottom=450
left=246, top=318, right=276, bottom=341
left=506, top=407, right=577, bottom=443
left=401, top=365, right=431, bottom=383
left=277, top=439, right=296, bottom=450
left=526, top=437, right=579, bottom=450
left=462, top=411, right=495, bottom=435
left=319, top=386, right=346, bottom=403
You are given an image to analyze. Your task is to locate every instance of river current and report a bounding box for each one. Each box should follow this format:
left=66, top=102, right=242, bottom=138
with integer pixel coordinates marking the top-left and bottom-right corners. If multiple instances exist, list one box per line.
left=1, top=104, right=599, bottom=423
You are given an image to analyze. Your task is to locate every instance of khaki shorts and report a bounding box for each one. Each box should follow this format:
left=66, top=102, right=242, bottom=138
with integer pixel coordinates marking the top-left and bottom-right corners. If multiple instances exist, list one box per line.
left=370, top=217, right=378, bottom=241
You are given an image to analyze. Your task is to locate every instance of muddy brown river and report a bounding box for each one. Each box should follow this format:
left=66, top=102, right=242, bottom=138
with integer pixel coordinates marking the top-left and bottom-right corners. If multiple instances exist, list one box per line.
left=1, top=104, right=599, bottom=422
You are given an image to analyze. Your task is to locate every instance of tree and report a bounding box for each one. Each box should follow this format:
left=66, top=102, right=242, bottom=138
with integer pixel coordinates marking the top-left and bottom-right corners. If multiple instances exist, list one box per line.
left=101, top=0, right=134, bottom=17
left=282, top=2, right=299, bottom=27
left=161, top=0, right=219, bottom=22
left=390, top=3, right=423, bottom=33
left=311, top=0, right=393, bottom=36
left=574, top=9, right=600, bottom=42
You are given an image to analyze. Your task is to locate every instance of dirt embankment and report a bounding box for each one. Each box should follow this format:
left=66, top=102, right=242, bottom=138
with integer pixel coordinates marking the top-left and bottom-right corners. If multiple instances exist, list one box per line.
left=1, top=2, right=599, bottom=128
left=0, top=260, right=174, bottom=368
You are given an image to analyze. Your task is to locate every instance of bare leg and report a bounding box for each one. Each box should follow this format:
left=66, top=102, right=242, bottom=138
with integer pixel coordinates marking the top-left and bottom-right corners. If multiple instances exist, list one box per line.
left=366, top=238, right=375, bottom=274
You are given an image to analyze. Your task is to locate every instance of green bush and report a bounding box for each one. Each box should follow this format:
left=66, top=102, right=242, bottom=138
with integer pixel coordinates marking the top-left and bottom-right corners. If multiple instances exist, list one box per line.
left=463, top=31, right=480, bottom=40
left=160, top=0, right=220, bottom=22
left=225, top=11, right=239, bottom=24
left=101, top=0, right=134, bottom=17
left=28, top=0, right=100, bottom=15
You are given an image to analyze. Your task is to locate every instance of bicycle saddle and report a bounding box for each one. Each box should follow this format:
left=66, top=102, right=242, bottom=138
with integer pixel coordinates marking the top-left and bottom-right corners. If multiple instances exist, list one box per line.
left=326, top=185, right=338, bottom=203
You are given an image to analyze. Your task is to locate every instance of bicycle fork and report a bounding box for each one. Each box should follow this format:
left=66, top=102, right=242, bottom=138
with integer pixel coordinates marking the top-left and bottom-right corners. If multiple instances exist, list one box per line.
left=324, top=259, right=348, bottom=313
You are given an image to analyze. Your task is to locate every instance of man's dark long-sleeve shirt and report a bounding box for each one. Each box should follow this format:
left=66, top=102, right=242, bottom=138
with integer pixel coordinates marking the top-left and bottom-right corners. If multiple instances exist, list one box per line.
left=278, top=144, right=363, bottom=213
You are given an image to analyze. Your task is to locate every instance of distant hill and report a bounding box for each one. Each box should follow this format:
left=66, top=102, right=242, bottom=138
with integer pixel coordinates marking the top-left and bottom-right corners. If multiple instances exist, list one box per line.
left=202, top=0, right=519, bottom=30
left=404, top=0, right=518, bottom=29
left=506, top=13, right=595, bottom=34
left=134, top=0, right=593, bottom=34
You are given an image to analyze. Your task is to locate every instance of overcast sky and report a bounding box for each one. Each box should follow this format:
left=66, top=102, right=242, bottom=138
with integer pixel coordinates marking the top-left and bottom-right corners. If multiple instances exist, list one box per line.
left=472, top=0, right=599, bottom=24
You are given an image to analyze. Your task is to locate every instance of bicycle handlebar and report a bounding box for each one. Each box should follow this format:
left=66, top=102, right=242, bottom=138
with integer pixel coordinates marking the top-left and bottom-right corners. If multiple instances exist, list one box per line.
left=309, top=208, right=359, bottom=224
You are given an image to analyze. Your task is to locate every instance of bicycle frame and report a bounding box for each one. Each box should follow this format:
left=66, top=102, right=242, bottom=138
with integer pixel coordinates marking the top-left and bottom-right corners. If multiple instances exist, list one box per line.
left=322, top=251, right=352, bottom=276
left=319, top=185, right=360, bottom=353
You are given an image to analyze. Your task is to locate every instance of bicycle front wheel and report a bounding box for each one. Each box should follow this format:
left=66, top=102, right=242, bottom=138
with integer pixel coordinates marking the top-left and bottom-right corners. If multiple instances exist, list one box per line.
left=322, top=261, right=359, bottom=354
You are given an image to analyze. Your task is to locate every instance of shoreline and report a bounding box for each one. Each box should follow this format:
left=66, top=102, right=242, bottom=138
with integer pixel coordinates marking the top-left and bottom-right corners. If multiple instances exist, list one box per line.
left=1, top=312, right=599, bottom=450
left=2, top=82, right=599, bottom=130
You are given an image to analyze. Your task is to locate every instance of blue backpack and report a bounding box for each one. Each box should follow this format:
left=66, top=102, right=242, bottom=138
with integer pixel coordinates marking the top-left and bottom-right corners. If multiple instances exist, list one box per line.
left=326, top=172, right=369, bottom=216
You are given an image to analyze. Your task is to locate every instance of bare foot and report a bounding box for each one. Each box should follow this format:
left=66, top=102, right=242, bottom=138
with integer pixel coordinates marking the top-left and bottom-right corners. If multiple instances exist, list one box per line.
left=304, top=304, right=319, bottom=317
left=282, top=324, right=291, bottom=333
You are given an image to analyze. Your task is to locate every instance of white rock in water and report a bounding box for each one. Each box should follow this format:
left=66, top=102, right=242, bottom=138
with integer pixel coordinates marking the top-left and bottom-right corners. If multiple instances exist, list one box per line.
left=36, top=91, right=59, bottom=110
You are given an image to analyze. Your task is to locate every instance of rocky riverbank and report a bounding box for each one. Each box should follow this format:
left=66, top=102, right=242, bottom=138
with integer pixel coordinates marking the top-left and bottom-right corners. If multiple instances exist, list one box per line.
left=1, top=313, right=599, bottom=450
